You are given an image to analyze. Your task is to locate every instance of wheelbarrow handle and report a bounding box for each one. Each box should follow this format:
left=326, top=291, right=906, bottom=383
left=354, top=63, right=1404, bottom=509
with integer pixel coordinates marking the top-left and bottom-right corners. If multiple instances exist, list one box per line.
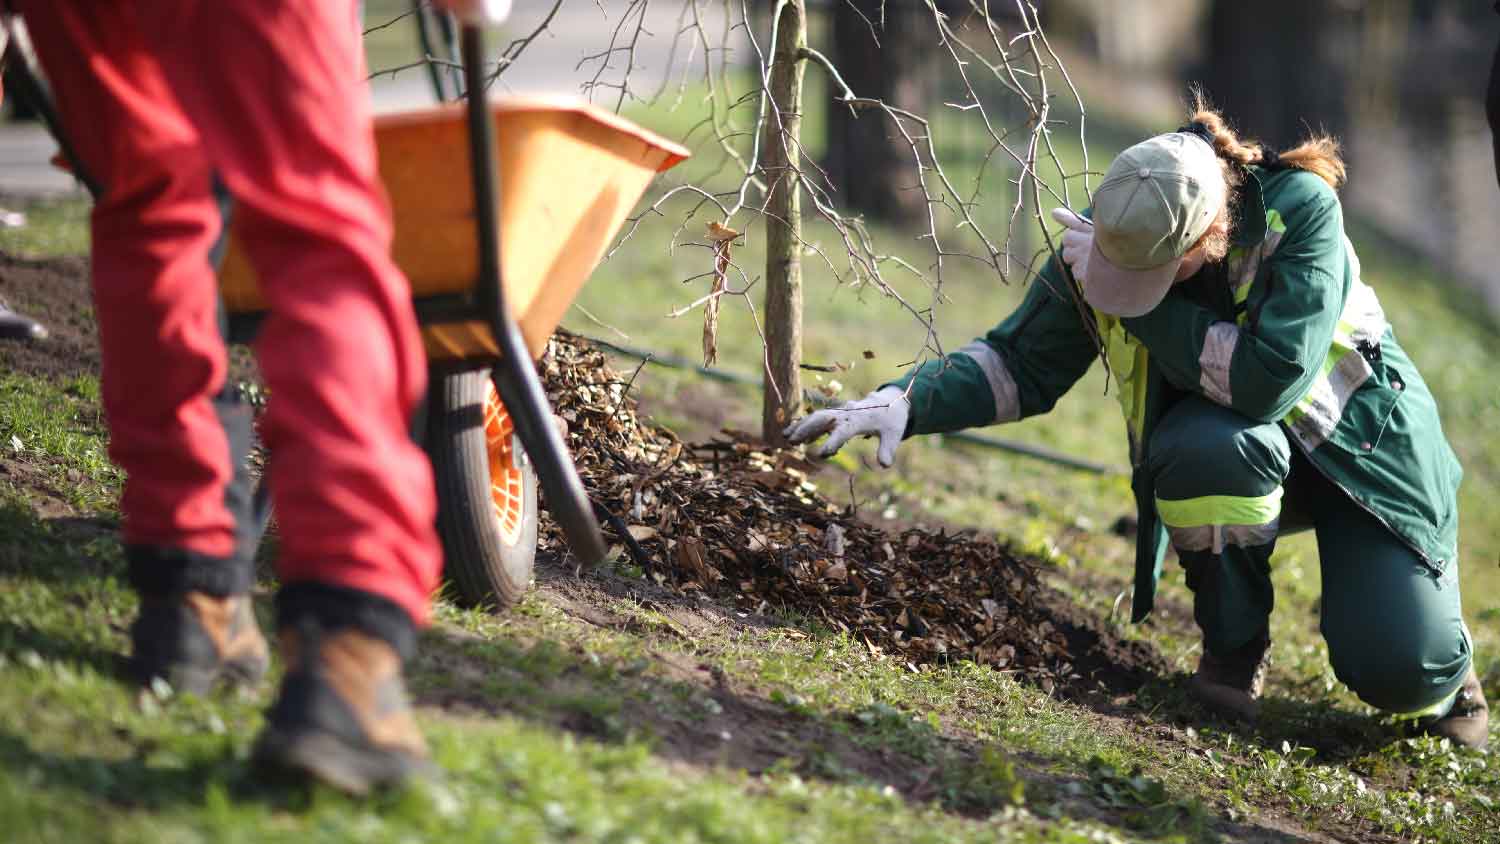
left=1, top=39, right=101, bottom=197
left=460, top=26, right=608, bottom=568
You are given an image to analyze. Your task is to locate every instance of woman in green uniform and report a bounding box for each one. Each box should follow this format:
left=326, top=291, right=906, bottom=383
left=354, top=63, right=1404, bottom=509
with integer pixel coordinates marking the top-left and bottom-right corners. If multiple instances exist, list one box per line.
left=786, top=99, right=1488, bottom=748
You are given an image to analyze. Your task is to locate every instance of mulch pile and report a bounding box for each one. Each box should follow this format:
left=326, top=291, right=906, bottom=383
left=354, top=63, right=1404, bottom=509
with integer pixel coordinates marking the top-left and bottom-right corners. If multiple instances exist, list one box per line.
left=540, top=331, right=1167, bottom=696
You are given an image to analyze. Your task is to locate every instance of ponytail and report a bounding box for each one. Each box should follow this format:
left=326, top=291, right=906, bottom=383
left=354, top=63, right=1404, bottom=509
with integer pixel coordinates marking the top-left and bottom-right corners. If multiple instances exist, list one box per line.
left=1274, top=137, right=1346, bottom=190
left=1187, top=89, right=1346, bottom=190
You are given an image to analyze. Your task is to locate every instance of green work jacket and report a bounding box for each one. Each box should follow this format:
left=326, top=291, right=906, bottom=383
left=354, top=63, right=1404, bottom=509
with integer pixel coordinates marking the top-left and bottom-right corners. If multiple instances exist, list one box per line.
left=887, top=166, right=1463, bottom=622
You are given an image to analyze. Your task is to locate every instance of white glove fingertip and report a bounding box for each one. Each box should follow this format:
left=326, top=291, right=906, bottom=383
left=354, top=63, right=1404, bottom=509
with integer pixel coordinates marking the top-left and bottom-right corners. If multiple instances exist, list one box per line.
left=875, top=433, right=899, bottom=469
left=1049, top=206, right=1091, bottom=231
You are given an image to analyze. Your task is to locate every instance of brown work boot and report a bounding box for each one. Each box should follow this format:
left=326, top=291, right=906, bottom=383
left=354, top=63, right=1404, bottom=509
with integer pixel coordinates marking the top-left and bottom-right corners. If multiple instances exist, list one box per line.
left=131, top=591, right=270, bottom=696
left=1188, top=630, right=1270, bottom=723
left=253, top=620, right=430, bottom=794
left=1420, top=667, right=1490, bottom=750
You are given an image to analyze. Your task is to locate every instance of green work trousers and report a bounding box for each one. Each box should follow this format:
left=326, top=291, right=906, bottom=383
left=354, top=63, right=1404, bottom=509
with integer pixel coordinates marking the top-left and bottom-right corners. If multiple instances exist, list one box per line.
left=1148, top=396, right=1471, bottom=714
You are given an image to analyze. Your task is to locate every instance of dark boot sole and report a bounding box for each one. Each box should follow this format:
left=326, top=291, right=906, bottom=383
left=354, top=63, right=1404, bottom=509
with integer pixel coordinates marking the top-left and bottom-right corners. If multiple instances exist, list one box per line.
left=253, top=726, right=429, bottom=796
left=1188, top=676, right=1261, bottom=723
left=134, top=653, right=270, bottom=697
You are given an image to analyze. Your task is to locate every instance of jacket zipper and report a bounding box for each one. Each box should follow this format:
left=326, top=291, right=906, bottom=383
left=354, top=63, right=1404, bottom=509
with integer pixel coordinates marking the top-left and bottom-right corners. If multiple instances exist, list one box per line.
left=1285, top=432, right=1447, bottom=580
left=1245, top=224, right=1443, bottom=577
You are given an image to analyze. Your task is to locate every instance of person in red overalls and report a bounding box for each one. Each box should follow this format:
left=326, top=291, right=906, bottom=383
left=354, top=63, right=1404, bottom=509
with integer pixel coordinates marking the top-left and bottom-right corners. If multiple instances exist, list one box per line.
left=15, top=0, right=499, bottom=793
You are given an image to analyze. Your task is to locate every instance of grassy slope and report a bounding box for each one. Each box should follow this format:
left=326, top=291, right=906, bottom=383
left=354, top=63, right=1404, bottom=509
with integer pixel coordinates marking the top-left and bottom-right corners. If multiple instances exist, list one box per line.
left=2, top=27, right=1499, bottom=844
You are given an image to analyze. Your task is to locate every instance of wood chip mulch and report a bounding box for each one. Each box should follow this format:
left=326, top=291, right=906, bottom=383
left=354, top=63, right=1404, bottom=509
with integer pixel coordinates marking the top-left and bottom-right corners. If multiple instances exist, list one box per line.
left=539, top=331, right=1166, bottom=696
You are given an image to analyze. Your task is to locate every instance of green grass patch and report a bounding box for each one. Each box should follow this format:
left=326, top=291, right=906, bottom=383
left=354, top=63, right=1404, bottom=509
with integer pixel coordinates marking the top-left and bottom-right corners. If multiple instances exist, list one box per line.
left=0, top=196, right=89, bottom=259
left=0, top=374, right=120, bottom=514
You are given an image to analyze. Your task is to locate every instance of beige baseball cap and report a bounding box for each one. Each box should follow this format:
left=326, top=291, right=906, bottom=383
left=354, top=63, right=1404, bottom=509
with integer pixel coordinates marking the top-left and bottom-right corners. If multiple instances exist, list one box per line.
left=1083, top=132, right=1226, bottom=317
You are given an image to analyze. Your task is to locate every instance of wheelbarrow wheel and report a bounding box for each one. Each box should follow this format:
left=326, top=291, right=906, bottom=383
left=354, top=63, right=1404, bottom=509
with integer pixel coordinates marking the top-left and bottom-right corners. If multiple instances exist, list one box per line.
left=425, top=369, right=538, bottom=609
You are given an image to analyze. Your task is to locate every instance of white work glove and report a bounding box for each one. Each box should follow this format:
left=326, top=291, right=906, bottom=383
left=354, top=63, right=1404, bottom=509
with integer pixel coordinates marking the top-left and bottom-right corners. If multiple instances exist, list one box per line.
left=783, top=386, right=910, bottom=468
left=433, top=0, right=513, bottom=26
left=1050, top=207, right=1093, bottom=284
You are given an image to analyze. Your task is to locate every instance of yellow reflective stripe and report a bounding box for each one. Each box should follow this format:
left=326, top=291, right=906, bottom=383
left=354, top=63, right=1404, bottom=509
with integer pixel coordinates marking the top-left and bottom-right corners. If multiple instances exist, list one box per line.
left=1229, top=209, right=1286, bottom=315
left=1155, top=487, right=1283, bottom=528
left=1127, top=345, right=1148, bottom=439
left=1097, top=313, right=1150, bottom=445
left=1321, top=345, right=1348, bottom=376
left=1285, top=348, right=1346, bottom=424
left=1234, top=279, right=1253, bottom=306
left=1285, top=344, right=1364, bottom=440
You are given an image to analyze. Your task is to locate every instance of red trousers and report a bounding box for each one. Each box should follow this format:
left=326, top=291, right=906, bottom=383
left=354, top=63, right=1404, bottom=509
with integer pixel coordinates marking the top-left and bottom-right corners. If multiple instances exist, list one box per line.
left=20, top=0, right=442, bottom=624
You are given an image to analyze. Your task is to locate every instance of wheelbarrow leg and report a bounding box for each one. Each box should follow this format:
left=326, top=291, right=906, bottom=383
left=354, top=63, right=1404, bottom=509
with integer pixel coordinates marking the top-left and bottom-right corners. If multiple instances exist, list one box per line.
left=460, top=26, right=607, bottom=568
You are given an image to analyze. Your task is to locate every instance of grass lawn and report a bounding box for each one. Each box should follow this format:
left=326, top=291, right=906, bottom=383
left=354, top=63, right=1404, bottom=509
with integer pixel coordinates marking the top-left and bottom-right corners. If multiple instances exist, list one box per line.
left=1, top=23, right=1498, bottom=843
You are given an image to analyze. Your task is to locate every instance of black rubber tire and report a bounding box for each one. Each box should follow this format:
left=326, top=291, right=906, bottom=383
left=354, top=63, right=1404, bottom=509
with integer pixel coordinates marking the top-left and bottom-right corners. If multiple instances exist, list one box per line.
left=424, top=368, right=538, bottom=609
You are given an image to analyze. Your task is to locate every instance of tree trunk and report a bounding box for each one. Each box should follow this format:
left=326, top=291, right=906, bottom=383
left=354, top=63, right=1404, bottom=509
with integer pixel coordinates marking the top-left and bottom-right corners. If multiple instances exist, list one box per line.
left=824, top=0, right=934, bottom=225
left=1198, top=0, right=1351, bottom=150
left=760, top=0, right=805, bottom=444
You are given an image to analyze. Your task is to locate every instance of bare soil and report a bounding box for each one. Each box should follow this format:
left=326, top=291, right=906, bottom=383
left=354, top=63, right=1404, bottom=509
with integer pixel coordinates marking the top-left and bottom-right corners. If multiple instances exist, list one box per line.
left=0, top=252, right=98, bottom=381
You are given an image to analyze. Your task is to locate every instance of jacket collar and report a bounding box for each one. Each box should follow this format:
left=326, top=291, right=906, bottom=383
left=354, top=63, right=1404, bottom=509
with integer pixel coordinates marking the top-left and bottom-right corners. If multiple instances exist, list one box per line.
left=1231, top=166, right=1269, bottom=247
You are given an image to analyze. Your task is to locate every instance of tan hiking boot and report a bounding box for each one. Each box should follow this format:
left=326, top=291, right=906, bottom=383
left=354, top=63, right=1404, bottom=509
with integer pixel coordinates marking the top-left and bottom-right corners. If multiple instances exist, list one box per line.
left=131, top=591, right=270, bottom=696
left=253, top=623, right=430, bottom=794
left=1188, top=630, right=1269, bottom=723
left=1420, top=667, right=1489, bottom=751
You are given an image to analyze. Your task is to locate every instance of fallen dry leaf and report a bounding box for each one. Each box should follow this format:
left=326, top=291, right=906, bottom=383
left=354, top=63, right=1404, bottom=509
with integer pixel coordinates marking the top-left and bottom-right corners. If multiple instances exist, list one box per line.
left=626, top=525, right=659, bottom=542
left=705, top=221, right=742, bottom=243
left=676, top=536, right=719, bottom=585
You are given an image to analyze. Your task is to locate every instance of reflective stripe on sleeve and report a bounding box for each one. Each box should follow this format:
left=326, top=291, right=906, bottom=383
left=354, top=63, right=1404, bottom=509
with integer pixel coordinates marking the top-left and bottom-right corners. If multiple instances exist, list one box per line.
left=958, top=341, right=1020, bottom=423
left=1283, top=274, right=1388, bottom=452
left=1198, top=321, right=1239, bottom=406
left=1339, top=272, right=1387, bottom=346
left=1285, top=340, right=1374, bottom=451
left=1225, top=208, right=1287, bottom=305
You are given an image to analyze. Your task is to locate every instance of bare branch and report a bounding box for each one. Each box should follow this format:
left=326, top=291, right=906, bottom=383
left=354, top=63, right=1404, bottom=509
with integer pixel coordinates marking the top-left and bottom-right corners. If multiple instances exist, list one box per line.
left=359, top=0, right=1097, bottom=415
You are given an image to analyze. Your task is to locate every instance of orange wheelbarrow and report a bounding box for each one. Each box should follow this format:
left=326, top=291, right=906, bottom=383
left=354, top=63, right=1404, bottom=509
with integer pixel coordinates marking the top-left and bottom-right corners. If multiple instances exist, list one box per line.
left=214, top=30, right=689, bottom=607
